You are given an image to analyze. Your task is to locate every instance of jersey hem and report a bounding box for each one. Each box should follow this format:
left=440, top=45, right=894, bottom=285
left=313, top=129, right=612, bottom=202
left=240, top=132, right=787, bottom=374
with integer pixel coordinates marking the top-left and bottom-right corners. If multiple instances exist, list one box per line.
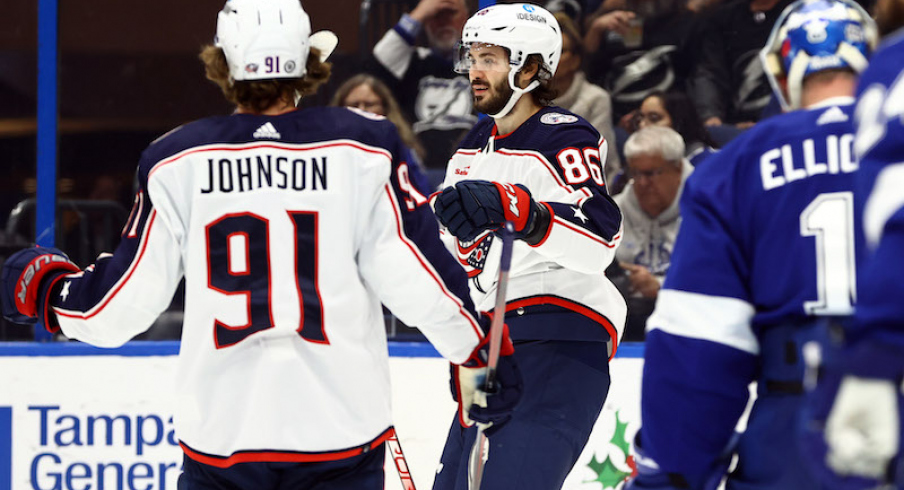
left=180, top=427, right=395, bottom=468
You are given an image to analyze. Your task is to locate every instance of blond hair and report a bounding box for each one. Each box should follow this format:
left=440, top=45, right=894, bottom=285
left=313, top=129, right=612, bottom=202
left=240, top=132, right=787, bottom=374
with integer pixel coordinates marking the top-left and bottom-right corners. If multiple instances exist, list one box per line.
left=199, top=45, right=332, bottom=112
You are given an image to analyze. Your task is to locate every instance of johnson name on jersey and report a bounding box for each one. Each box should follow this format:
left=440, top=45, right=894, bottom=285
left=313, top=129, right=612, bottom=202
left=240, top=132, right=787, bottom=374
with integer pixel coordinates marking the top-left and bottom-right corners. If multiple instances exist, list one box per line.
left=44, top=106, right=485, bottom=464
left=440, top=106, right=626, bottom=354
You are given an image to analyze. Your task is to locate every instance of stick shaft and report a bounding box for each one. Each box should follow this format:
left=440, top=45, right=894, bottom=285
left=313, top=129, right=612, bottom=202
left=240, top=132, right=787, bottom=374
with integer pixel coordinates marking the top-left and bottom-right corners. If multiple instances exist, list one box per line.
left=387, top=431, right=417, bottom=490
left=468, top=222, right=515, bottom=490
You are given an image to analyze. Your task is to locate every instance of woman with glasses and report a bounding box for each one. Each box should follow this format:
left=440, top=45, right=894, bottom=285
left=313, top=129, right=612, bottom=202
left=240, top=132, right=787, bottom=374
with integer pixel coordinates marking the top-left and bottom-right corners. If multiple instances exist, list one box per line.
left=634, top=90, right=718, bottom=166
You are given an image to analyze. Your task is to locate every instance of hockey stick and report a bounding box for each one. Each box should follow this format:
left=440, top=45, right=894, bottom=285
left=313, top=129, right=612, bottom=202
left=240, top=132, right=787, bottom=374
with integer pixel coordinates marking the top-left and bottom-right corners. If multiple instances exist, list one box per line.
left=387, top=430, right=417, bottom=490
left=467, top=222, right=516, bottom=490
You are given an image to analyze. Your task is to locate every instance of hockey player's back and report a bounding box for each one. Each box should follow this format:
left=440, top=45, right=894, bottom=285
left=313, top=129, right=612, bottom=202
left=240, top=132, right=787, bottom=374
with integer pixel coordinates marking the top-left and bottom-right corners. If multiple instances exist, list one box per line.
left=669, top=101, right=860, bottom=330
left=626, top=1, right=879, bottom=488
left=0, top=1, right=526, bottom=488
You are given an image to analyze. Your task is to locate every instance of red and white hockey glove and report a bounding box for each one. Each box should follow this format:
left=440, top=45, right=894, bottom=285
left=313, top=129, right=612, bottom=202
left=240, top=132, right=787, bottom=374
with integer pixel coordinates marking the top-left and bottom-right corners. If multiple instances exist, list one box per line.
left=433, top=180, right=549, bottom=244
left=453, top=318, right=523, bottom=430
left=1, top=247, right=79, bottom=327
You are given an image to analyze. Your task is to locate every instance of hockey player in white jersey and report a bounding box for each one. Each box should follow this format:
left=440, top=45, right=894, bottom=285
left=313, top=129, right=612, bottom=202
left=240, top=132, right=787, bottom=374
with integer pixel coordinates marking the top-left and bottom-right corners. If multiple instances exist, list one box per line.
left=430, top=4, right=627, bottom=489
left=800, top=0, right=904, bottom=486
left=624, top=0, right=876, bottom=488
left=0, top=1, right=523, bottom=488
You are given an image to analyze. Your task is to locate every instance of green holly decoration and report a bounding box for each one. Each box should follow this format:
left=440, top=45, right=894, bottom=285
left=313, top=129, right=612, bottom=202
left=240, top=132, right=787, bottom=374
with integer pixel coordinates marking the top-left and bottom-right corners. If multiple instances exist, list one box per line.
left=584, top=410, right=633, bottom=488
left=586, top=453, right=630, bottom=488
left=612, top=411, right=631, bottom=455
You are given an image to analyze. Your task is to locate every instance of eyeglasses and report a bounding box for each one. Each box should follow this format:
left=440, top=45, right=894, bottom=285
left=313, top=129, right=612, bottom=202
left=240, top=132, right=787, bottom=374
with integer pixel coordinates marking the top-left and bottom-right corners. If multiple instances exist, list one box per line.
left=634, top=111, right=666, bottom=125
left=626, top=164, right=676, bottom=181
left=346, top=100, right=385, bottom=113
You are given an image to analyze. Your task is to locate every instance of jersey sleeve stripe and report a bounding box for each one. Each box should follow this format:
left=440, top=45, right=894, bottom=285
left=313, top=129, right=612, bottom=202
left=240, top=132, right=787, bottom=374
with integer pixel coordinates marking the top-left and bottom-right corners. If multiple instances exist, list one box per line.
left=54, top=211, right=158, bottom=320
left=383, top=185, right=484, bottom=340
left=180, top=427, right=395, bottom=467
left=496, top=148, right=576, bottom=193
left=552, top=215, right=620, bottom=247
left=647, top=289, right=759, bottom=355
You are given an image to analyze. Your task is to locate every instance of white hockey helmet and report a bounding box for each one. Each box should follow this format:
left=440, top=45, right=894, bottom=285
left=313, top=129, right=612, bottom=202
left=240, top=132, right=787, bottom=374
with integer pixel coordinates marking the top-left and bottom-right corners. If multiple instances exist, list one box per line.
left=455, top=3, right=562, bottom=118
left=215, top=0, right=337, bottom=82
left=761, top=0, right=877, bottom=111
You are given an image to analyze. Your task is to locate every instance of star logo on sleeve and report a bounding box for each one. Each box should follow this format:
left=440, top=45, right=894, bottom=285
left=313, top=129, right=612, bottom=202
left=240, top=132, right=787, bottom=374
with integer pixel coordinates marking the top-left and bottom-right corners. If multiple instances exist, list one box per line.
left=572, top=205, right=589, bottom=223
left=60, top=281, right=72, bottom=301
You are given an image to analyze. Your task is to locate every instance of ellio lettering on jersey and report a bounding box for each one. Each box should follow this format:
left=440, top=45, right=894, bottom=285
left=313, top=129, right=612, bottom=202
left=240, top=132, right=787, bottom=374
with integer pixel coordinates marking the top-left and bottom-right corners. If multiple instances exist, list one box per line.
left=760, top=134, right=856, bottom=190
left=27, top=405, right=181, bottom=490
left=201, top=155, right=328, bottom=194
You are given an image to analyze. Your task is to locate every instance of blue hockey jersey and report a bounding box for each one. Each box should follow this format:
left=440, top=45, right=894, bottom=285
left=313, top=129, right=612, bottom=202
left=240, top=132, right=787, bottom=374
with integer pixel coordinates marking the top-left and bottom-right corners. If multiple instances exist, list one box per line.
left=43, top=106, right=486, bottom=464
left=850, top=30, right=904, bottom=367
left=640, top=97, right=860, bottom=480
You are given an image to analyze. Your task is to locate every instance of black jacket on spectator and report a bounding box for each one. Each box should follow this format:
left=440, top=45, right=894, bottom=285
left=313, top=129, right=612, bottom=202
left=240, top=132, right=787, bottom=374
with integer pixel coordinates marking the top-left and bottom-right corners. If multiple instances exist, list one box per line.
left=690, top=0, right=794, bottom=124
left=586, top=8, right=697, bottom=121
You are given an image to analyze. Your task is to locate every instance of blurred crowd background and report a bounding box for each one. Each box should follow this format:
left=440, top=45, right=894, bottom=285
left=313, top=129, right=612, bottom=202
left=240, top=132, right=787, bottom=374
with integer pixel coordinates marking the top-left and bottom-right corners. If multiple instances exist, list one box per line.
left=0, top=0, right=875, bottom=341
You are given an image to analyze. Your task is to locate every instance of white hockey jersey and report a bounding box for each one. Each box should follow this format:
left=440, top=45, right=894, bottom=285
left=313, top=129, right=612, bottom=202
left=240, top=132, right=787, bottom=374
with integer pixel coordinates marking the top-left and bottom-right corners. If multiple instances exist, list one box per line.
left=45, top=107, right=485, bottom=465
left=440, top=107, right=627, bottom=354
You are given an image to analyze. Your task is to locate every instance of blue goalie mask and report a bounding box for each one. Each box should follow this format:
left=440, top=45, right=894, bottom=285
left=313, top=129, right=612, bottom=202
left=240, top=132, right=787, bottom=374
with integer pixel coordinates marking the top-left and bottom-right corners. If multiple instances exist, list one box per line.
left=761, top=0, right=877, bottom=111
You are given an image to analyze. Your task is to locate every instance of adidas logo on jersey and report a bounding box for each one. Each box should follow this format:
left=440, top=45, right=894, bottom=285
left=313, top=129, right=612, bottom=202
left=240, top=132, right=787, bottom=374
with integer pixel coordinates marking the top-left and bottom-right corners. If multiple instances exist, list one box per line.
left=816, top=106, right=848, bottom=125
left=253, top=122, right=281, bottom=139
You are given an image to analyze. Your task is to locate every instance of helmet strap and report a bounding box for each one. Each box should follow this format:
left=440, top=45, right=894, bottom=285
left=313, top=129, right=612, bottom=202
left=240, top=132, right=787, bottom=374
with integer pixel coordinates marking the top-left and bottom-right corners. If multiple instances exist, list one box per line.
left=488, top=69, right=540, bottom=119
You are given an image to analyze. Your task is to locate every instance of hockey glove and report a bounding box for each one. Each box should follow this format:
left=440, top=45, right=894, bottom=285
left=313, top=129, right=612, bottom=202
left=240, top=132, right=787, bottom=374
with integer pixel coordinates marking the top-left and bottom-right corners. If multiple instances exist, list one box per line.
left=1, top=247, right=79, bottom=326
left=800, top=331, right=904, bottom=489
left=453, top=317, right=522, bottom=432
left=433, top=180, right=548, bottom=243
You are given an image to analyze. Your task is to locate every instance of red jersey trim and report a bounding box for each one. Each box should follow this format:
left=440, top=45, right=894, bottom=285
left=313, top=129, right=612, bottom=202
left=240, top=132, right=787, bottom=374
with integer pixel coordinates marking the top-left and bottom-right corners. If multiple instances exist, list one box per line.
left=55, top=211, right=158, bottom=320
left=551, top=215, right=620, bottom=248
left=383, top=185, right=484, bottom=341
left=148, top=140, right=393, bottom=181
left=494, top=149, right=574, bottom=193
left=504, top=296, right=619, bottom=360
left=180, top=427, right=395, bottom=468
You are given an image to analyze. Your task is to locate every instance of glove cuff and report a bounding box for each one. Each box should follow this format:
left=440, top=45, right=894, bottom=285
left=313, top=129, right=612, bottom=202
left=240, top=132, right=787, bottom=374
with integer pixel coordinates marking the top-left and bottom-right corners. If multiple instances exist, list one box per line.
left=523, top=202, right=552, bottom=246
left=14, top=254, right=79, bottom=318
left=38, top=272, right=73, bottom=333
left=492, top=182, right=534, bottom=234
left=461, top=322, right=514, bottom=368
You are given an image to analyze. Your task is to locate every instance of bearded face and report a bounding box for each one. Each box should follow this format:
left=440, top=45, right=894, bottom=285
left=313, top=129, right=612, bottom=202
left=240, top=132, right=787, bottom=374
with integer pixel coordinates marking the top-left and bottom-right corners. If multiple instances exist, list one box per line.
left=471, top=74, right=514, bottom=115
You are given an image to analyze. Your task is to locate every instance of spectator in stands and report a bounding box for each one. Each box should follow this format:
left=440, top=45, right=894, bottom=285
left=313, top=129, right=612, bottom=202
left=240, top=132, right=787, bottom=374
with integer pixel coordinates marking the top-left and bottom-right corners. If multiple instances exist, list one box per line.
left=690, top=0, right=794, bottom=131
left=582, top=0, right=697, bottom=122
left=331, top=74, right=434, bottom=192
left=368, top=0, right=477, bottom=172
left=611, top=126, right=692, bottom=338
left=634, top=90, right=718, bottom=166
left=552, top=12, right=621, bottom=179
left=331, top=74, right=426, bottom=165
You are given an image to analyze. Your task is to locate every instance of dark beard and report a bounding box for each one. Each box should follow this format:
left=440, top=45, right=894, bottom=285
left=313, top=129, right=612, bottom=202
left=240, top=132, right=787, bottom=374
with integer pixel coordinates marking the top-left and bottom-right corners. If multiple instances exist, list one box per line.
left=474, top=78, right=514, bottom=115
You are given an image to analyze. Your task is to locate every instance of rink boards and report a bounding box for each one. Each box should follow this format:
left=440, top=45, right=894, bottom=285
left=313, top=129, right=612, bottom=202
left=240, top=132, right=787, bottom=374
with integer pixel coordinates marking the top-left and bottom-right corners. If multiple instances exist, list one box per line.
left=0, top=341, right=644, bottom=490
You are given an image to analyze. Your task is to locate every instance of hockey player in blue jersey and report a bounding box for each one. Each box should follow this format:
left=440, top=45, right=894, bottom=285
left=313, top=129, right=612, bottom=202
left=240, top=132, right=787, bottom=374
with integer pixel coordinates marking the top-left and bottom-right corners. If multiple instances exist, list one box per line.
left=800, top=0, right=904, bottom=486
left=430, top=4, right=627, bottom=489
left=0, top=1, right=524, bottom=489
left=624, top=0, right=877, bottom=489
